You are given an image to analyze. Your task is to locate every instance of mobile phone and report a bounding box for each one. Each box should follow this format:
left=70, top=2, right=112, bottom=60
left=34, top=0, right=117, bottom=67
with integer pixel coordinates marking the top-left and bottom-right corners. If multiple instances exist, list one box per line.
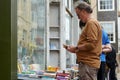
left=63, top=44, right=68, bottom=49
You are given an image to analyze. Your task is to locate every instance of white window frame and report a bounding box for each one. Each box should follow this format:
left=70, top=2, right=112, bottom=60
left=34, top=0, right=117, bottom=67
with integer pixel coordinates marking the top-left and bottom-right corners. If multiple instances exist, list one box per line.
left=119, top=0, right=120, bottom=11
left=98, top=0, right=115, bottom=11
left=65, top=0, right=71, bottom=11
left=65, top=13, right=70, bottom=40
left=100, top=21, right=115, bottom=43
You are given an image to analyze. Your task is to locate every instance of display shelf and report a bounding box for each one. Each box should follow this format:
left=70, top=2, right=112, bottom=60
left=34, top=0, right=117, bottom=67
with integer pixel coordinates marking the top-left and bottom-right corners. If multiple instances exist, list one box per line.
left=49, top=2, right=60, bottom=67
left=50, top=39, right=60, bottom=50
left=49, top=37, right=59, bottom=39
left=50, top=25, right=60, bottom=28
left=49, top=48, right=60, bottom=51
left=50, top=27, right=60, bottom=38
left=49, top=50, right=60, bottom=67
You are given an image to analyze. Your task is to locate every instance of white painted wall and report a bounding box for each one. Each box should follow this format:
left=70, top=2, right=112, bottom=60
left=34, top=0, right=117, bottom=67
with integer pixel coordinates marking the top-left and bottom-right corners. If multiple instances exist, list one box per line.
left=119, top=0, right=120, bottom=11
left=118, top=17, right=120, bottom=39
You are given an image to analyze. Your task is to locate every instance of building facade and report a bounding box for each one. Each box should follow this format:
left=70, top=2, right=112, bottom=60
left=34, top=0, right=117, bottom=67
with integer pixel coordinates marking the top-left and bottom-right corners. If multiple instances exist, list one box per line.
left=97, top=0, right=118, bottom=52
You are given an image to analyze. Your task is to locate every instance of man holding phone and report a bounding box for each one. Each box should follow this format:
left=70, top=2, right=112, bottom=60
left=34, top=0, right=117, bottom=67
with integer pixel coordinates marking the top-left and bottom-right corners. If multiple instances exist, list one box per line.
left=63, top=2, right=102, bottom=80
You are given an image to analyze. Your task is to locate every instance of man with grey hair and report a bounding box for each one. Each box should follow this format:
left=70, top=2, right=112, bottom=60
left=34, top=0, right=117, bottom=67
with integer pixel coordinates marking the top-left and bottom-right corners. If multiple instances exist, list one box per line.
left=63, top=2, right=102, bottom=80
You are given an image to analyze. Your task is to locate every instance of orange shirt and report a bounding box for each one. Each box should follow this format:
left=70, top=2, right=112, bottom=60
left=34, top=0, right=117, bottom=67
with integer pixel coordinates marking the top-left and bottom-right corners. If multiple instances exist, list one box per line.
left=76, top=19, right=102, bottom=68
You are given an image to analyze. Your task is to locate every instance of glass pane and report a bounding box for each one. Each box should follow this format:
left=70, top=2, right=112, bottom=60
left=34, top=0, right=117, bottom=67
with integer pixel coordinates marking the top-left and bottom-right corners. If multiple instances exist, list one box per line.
left=101, top=23, right=113, bottom=33
left=65, top=13, right=72, bottom=68
left=101, top=22, right=114, bottom=41
left=99, top=0, right=113, bottom=10
left=17, top=0, right=46, bottom=76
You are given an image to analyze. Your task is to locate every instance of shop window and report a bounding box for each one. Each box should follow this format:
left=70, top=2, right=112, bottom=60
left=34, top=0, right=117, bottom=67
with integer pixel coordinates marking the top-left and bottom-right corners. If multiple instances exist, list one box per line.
left=17, top=0, right=46, bottom=77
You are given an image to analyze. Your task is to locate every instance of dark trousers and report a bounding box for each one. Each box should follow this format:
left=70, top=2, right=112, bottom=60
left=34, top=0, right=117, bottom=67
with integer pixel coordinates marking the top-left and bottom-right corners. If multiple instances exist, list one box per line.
left=97, top=61, right=106, bottom=80
left=108, top=63, right=117, bottom=80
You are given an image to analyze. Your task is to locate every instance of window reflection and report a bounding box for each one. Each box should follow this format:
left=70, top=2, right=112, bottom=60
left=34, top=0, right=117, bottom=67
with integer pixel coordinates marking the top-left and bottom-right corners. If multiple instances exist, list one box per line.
left=17, top=0, right=46, bottom=74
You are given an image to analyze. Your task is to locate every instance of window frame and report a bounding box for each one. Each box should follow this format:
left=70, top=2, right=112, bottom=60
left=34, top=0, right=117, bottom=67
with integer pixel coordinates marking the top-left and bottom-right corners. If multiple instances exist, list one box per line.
left=65, top=0, right=71, bottom=11
left=118, top=0, right=120, bottom=11
left=100, top=21, right=116, bottom=43
left=98, top=0, right=115, bottom=11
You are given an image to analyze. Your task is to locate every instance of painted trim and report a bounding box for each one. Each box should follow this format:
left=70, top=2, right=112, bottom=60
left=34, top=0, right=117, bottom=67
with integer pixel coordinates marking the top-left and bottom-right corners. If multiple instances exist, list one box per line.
left=11, top=0, right=17, bottom=79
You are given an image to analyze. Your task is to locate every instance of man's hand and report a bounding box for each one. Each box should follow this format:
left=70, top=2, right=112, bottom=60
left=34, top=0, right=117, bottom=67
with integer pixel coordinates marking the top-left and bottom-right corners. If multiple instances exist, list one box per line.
left=102, top=44, right=112, bottom=53
left=63, top=44, right=76, bottom=53
left=63, top=44, right=68, bottom=49
left=67, top=45, right=76, bottom=53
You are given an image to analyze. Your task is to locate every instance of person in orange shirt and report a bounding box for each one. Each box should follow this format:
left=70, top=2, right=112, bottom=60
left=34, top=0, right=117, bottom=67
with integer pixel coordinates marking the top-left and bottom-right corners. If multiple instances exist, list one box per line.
left=63, top=2, right=102, bottom=80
